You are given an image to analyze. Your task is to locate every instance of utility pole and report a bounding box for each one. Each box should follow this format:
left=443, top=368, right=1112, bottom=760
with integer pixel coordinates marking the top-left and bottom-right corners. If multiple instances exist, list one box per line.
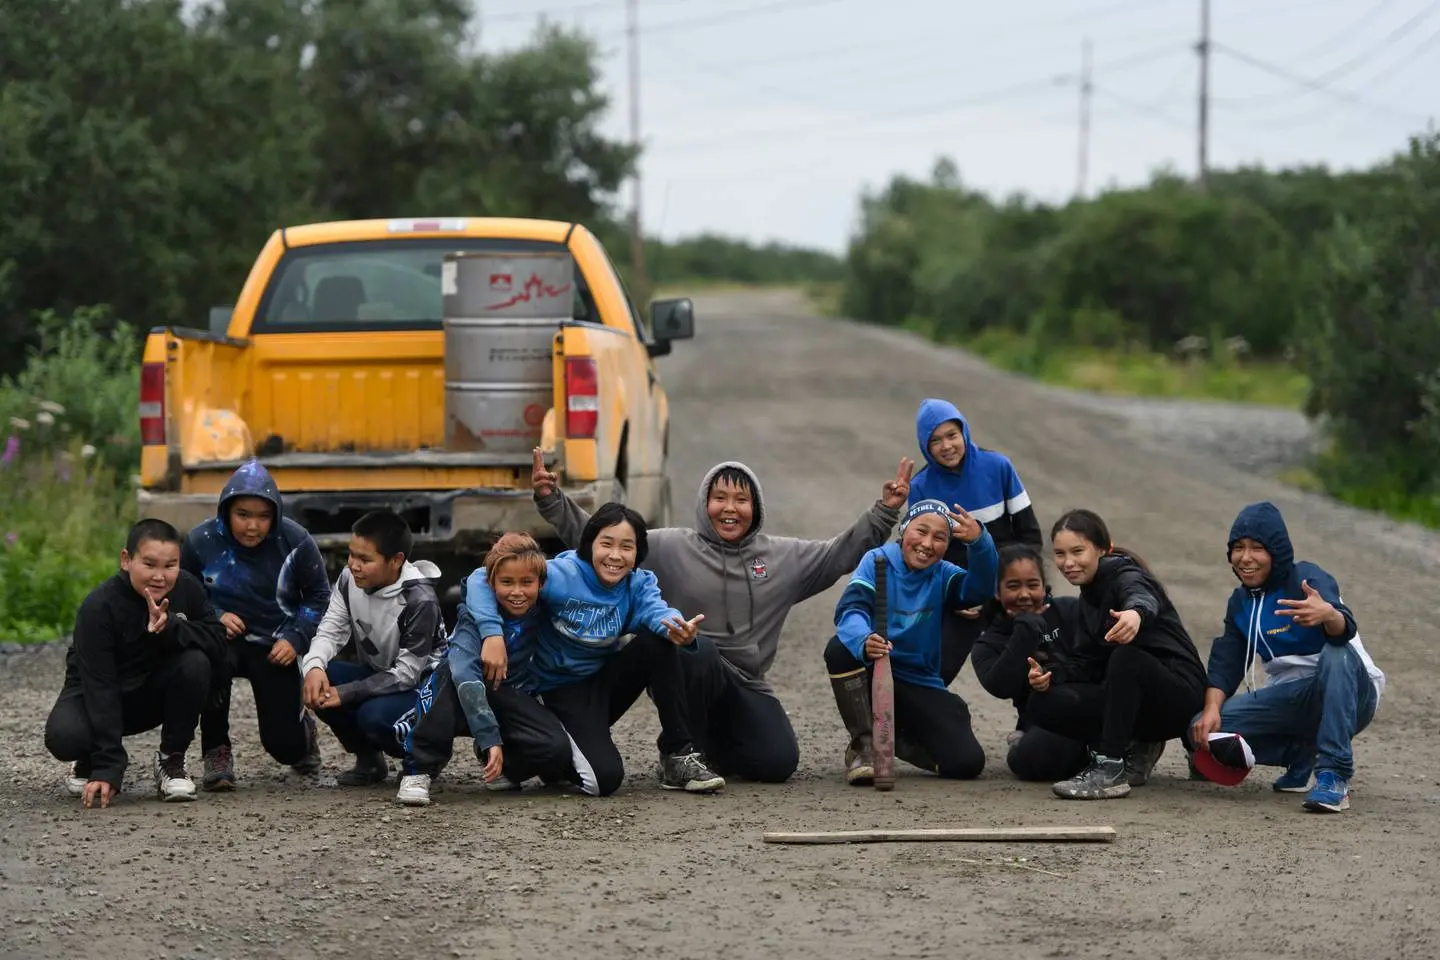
left=1077, top=36, right=1093, bottom=200
left=1197, top=0, right=1210, bottom=191
left=626, top=0, right=648, bottom=293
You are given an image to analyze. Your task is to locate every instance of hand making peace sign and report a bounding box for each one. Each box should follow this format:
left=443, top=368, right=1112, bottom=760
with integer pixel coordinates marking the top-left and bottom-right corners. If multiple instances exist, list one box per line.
left=144, top=588, right=169, bottom=634
left=532, top=447, right=559, bottom=499
left=946, top=504, right=983, bottom=544
left=880, top=458, right=915, bottom=509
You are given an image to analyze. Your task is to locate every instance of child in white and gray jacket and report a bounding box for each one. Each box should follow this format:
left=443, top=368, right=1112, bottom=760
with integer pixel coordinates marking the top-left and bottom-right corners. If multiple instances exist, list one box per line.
left=301, top=510, right=447, bottom=786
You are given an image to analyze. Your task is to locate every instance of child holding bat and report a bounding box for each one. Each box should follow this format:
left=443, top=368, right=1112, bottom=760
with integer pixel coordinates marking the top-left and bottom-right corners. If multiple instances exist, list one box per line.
left=823, top=499, right=999, bottom=785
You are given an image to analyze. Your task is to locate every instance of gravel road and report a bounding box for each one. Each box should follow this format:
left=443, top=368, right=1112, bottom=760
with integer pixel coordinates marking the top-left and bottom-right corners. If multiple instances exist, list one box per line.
left=3, top=289, right=1437, bottom=960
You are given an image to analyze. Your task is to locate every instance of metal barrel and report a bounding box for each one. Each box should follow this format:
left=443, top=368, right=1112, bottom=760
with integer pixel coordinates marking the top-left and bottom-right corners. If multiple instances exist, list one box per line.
left=441, top=251, right=574, bottom=453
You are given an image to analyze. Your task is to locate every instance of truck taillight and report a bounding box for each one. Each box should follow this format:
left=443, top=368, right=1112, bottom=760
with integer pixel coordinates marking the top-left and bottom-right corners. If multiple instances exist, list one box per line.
left=565, top=357, right=599, bottom=439
left=139, top=362, right=166, bottom=445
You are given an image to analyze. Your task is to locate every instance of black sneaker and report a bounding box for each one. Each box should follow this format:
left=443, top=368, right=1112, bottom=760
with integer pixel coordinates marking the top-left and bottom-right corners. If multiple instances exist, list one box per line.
left=1124, top=740, right=1166, bottom=787
left=291, top=712, right=323, bottom=777
left=1053, top=755, right=1131, bottom=800
left=337, top=750, right=389, bottom=786
left=202, top=745, right=236, bottom=792
left=659, top=748, right=725, bottom=794
left=155, top=751, right=198, bottom=802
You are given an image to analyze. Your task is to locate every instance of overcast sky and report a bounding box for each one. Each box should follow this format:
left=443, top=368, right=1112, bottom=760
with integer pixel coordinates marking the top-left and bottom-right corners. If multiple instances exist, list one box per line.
left=479, top=0, right=1439, bottom=252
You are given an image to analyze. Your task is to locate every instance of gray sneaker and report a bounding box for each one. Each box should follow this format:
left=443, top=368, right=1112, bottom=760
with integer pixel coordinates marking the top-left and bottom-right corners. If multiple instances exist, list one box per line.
left=1124, top=740, right=1166, bottom=787
left=660, top=749, right=725, bottom=794
left=1053, top=755, right=1131, bottom=800
left=202, top=745, right=236, bottom=792
left=291, top=712, right=323, bottom=776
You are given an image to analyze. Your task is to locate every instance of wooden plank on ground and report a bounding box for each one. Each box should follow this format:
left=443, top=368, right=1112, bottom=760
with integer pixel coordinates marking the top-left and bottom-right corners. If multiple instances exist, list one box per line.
left=762, top=826, right=1116, bottom=845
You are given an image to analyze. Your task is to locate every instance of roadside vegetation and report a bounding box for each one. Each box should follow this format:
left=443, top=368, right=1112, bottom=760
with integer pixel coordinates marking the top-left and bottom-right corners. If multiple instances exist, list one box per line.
left=838, top=135, right=1440, bottom=526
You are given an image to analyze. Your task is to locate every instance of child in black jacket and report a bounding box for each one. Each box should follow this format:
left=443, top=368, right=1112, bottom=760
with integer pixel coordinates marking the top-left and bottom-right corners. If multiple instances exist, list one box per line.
left=44, top=519, right=228, bottom=806
left=1032, top=509, right=1207, bottom=800
left=972, top=545, right=1089, bottom=782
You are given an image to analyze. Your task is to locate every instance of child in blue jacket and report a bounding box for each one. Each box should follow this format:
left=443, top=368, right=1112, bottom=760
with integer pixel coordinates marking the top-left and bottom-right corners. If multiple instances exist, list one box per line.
left=1190, top=501, right=1386, bottom=813
left=465, top=502, right=724, bottom=797
left=181, top=459, right=330, bottom=788
left=393, top=533, right=574, bottom=806
left=822, top=498, right=999, bottom=785
left=908, top=398, right=1042, bottom=686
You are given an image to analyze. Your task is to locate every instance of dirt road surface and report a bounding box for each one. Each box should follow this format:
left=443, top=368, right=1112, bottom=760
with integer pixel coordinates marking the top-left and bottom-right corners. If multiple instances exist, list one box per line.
left=3, top=290, right=1437, bottom=960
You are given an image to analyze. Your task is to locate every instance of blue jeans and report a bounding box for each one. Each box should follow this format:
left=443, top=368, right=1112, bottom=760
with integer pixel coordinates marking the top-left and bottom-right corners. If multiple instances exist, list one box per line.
left=314, top=661, right=419, bottom=759
left=1204, top=643, right=1378, bottom=779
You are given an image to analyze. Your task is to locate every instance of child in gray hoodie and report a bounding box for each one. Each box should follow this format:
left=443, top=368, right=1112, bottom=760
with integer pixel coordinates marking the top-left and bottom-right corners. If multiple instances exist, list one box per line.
left=532, top=449, right=909, bottom=782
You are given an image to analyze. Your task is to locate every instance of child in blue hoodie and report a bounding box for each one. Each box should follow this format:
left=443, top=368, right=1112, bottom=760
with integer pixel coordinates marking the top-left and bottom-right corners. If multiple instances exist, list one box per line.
left=181, top=459, right=331, bottom=789
left=908, top=398, right=1042, bottom=686
left=393, top=533, right=574, bottom=807
left=465, top=502, right=724, bottom=797
left=1190, top=501, right=1385, bottom=813
left=823, top=498, right=999, bottom=785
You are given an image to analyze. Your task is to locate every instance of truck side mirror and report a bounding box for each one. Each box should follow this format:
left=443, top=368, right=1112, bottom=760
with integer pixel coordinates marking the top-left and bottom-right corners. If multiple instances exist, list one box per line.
left=649, top=298, right=695, bottom=343
left=208, top=306, right=234, bottom=337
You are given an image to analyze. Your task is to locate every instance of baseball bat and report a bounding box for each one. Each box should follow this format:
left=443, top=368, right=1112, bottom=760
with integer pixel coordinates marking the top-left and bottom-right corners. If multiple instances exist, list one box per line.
left=871, top=556, right=895, bottom=791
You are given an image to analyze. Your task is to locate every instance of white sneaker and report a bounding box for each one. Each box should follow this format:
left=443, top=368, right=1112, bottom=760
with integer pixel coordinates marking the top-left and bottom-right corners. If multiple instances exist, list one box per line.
left=154, top=751, right=198, bottom=802
left=65, top=766, right=87, bottom=798
left=396, top=773, right=432, bottom=806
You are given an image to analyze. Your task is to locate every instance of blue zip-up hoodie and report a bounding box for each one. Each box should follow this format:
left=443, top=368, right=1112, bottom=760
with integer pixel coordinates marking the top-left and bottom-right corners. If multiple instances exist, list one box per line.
left=908, top=399, right=1042, bottom=561
left=180, top=459, right=331, bottom=654
left=465, top=550, right=689, bottom=692
left=1207, top=502, right=1385, bottom=698
left=834, top=534, right=999, bottom=689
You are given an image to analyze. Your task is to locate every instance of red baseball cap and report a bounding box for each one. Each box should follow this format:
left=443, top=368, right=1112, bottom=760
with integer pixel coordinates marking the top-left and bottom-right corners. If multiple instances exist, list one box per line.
left=1193, top=732, right=1255, bottom=786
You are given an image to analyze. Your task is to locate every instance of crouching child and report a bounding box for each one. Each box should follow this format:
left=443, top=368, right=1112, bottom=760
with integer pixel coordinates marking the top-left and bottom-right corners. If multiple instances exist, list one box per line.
left=45, top=519, right=228, bottom=806
left=394, top=534, right=575, bottom=806
left=824, top=499, right=999, bottom=784
left=301, top=510, right=448, bottom=785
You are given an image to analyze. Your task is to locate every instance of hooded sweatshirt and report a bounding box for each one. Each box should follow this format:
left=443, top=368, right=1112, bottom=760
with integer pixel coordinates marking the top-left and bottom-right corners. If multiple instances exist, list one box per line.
left=301, top=560, right=447, bottom=703
left=465, top=551, right=687, bottom=692
left=535, top=462, right=900, bottom=693
left=181, top=459, right=331, bottom=655
left=973, top=594, right=1084, bottom=713
left=437, top=573, right=545, bottom=751
left=1207, top=501, right=1385, bottom=700
left=833, top=534, right=999, bottom=689
left=1066, top=554, right=1207, bottom=686
left=909, top=399, right=1042, bottom=564
left=64, top=570, right=227, bottom=789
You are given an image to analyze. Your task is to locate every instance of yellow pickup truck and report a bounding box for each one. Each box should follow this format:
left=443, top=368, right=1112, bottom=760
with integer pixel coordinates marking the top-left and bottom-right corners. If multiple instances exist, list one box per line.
left=136, top=216, right=693, bottom=588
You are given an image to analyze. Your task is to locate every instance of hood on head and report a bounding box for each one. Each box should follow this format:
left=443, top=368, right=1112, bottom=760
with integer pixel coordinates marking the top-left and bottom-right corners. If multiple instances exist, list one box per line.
left=218, top=458, right=283, bottom=537
left=695, top=461, right=765, bottom=548
left=1227, top=501, right=1294, bottom=589
left=915, top=398, right=972, bottom=471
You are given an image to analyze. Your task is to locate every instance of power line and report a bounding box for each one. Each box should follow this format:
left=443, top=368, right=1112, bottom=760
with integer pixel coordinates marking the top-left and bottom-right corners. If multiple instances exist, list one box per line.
left=595, top=0, right=842, bottom=40
left=1219, top=19, right=1440, bottom=132
left=643, top=0, right=1190, bottom=80
left=1209, top=41, right=1430, bottom=123
left=1215, top=0, right=1440, bottom=106
left=645, top=42, right=1186, bottom=145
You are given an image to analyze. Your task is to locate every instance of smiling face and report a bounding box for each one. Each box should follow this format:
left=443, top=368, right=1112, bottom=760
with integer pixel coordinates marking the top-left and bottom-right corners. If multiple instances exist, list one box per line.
left=927, top=420, right=966, bottom=469
left=590, top=520, right=638, bottom=586
left=227, top=496, right=275, bottom=548
left=491, top=557, right=542, bottom=617
left=1052, top=529, right=1105, bottom=587
left=900, top=514, right=951, bottom=570
left=998, top=557, right=1047, bottom=615
left=1229, top=537, right=1272, bottom=588
left=707, top=477, right=754, bottom=543
left=121, top=537, right=181, bottom=599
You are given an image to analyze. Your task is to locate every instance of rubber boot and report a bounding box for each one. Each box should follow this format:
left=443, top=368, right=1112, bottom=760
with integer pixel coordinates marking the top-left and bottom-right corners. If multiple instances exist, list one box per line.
left=830, top=669, right=874, bottom=786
